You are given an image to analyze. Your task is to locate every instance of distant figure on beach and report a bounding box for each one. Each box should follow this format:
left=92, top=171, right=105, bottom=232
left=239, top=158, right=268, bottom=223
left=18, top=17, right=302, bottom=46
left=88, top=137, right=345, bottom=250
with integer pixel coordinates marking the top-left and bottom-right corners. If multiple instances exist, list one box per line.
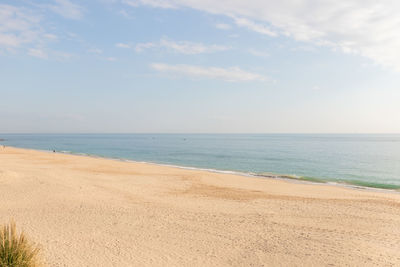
left=53, top=150, right=56, bottom=153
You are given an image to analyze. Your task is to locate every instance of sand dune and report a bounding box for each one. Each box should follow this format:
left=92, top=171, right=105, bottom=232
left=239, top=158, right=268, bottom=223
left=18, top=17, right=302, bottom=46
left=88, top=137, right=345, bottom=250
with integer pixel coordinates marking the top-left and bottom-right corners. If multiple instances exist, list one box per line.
left=1, top=146, right=400, bottom=266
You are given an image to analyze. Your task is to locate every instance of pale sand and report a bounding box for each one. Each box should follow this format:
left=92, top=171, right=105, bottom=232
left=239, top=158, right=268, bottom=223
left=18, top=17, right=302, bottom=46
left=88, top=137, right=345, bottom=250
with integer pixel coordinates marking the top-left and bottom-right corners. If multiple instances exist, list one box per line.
left=1, top=147, right=400, bottom=266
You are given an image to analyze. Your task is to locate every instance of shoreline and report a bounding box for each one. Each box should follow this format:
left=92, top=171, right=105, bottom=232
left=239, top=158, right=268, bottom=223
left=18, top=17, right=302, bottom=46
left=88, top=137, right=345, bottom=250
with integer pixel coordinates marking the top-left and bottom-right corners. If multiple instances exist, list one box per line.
left=1, top=145, right=400, bottom=266
left=4, top=144, right=400, bottom=194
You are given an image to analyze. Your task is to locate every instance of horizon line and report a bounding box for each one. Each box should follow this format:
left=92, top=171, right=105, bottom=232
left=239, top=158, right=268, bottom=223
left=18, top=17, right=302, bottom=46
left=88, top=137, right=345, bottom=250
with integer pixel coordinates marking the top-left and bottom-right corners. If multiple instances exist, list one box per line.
left=1, top=132, right=400, bottom=135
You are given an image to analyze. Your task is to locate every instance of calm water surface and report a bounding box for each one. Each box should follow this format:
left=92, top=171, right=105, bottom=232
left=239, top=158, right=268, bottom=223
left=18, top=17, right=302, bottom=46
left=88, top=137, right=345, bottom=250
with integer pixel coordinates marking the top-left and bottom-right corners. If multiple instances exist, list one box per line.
left=1, top=134, right=400, bottom=189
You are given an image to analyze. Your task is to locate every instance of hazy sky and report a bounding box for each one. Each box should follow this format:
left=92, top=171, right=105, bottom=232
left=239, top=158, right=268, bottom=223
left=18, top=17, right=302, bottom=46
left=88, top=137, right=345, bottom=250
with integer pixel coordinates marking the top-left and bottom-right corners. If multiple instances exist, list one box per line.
left=1, top=0, right=400, bottom=133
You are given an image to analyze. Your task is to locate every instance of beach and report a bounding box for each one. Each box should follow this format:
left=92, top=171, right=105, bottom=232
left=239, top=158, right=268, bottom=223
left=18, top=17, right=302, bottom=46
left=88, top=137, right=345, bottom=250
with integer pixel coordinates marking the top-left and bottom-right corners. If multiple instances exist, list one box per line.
left=1, top=146, right=400, bottom=266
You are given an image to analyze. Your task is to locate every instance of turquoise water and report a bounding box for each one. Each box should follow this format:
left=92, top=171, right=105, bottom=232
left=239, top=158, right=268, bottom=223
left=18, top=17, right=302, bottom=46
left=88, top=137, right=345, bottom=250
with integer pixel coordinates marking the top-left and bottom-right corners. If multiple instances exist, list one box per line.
left=1, top=134, right=400, bottom=189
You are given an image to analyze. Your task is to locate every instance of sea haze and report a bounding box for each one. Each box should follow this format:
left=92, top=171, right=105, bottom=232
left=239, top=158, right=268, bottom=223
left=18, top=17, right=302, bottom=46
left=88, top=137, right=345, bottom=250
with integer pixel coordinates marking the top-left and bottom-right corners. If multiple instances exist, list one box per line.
left=1, top=134, right=400, bottom=189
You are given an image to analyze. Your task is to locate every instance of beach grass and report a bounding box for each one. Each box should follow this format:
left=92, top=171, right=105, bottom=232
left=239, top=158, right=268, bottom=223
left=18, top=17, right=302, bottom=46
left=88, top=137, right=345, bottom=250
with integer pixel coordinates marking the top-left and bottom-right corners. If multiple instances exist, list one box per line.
left=0, top=221, right=42, bottom=267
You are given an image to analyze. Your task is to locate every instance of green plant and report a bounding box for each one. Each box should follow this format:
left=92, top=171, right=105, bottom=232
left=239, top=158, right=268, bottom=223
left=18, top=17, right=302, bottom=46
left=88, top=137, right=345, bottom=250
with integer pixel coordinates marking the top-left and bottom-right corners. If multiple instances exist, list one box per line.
left=0, top=221, right=42, bottom=267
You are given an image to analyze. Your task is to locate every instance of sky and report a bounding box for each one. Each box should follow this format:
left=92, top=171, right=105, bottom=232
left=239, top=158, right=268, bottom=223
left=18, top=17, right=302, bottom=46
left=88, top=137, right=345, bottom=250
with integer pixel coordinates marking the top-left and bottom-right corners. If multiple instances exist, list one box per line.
left=1, top=0, right=400, bottom=133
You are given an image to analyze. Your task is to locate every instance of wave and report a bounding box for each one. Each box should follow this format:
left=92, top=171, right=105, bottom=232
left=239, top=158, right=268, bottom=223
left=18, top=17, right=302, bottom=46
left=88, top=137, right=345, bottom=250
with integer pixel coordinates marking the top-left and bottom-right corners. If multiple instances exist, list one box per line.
left=256, top=173, right=400, bottom=191
left=111, top=157, right=400, bottom=192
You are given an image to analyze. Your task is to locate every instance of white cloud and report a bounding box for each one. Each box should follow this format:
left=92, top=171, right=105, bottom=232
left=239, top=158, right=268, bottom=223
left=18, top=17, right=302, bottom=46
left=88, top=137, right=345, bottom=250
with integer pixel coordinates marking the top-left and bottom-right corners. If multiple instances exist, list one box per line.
left=123, top=0, right=400, bottom=71
left=159, top=39, right=229, bottom=54
left=43, top=33, right=58, bottom=40
left=233, top=17, right=277, bottom=37
left=0, top=4, right=43, bottom=49
left=106, top=57, right=117, bottom=61
left=216, top=23, right=231, bottom=30
left=27, top=47, right=74, bottom=61
left=116, top=42, right=131, bottom=48
left=150, top=63, right=267, bottom=82
left=119, top=9, right=134, bottom=19
left=0, top=33, right=19, bottom=48
left=47, top=0, right=84, bottom=20
left=0, top=3, right=76, bottom=60
left=135, top=38, right=230, bottom=54
left=28, top=48, right=48, bottom=59
left=122, top=0, right=178, bottom=9
left=135, top=41, right=157, bottom=52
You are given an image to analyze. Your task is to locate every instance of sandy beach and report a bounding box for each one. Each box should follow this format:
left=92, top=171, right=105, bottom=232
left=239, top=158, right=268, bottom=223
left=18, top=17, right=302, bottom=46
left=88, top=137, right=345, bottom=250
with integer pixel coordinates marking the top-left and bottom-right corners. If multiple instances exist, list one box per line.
left=1, top=146, right=400, bottom=266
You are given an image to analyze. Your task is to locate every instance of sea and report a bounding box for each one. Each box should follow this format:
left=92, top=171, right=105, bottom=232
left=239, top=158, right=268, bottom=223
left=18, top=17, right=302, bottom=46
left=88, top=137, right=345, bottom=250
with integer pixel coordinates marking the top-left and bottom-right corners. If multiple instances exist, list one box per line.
left=1, top=134, right=399, bottom=190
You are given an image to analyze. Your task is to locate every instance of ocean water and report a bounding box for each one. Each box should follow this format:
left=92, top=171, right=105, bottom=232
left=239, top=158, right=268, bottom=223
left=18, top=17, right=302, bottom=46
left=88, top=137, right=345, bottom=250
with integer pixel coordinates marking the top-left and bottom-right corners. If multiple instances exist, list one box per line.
left=1, top=134, right=400, bottom=189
